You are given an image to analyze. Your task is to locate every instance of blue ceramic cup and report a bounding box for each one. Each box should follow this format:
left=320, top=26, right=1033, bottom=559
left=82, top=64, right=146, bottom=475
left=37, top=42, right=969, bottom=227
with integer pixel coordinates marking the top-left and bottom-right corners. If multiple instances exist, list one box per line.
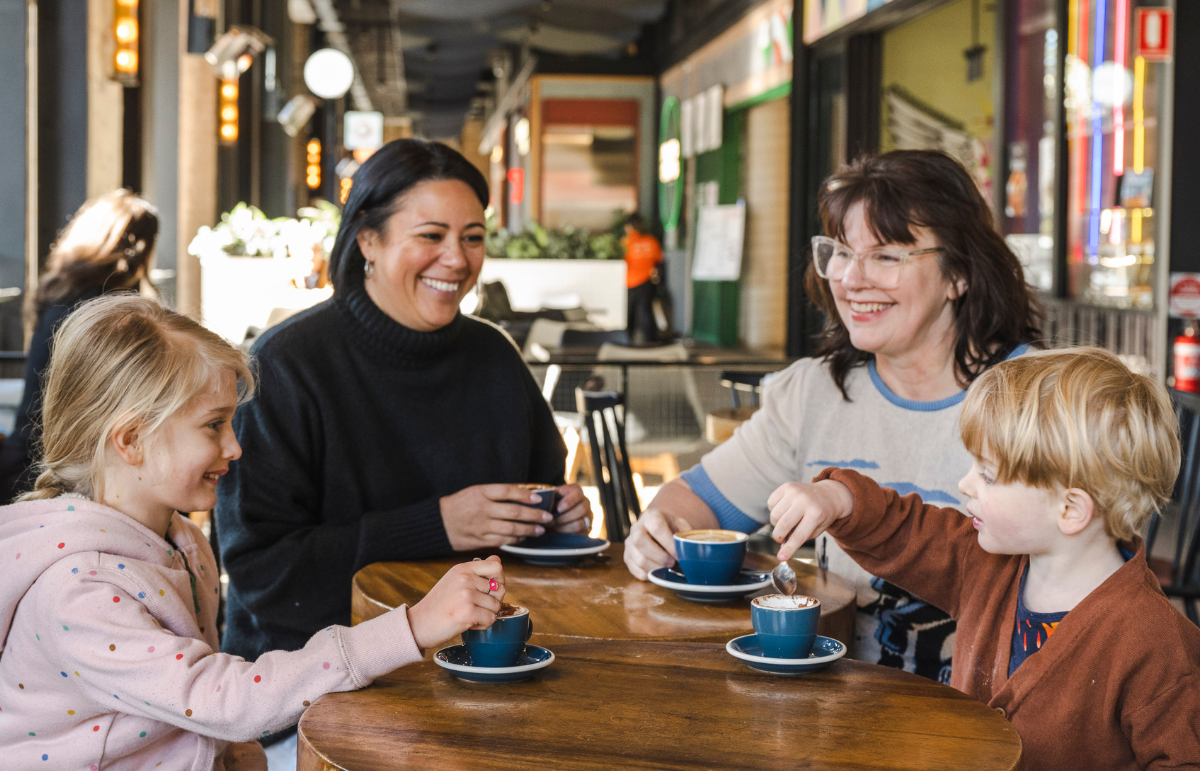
left=512, top=484, right=560, bottom=517
left=674, top=529, right=749, bottom=586
left=461, top=605, right=533, bottom=667
left=751, top=594, right=822, bottom=658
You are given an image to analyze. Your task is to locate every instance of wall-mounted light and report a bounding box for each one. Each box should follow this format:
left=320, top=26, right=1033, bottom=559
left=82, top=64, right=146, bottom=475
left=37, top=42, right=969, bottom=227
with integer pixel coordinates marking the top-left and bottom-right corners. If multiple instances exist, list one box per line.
left=219, top=79, right=239, bottom=143
left=113, top=0, right=140, bottom=85
left=339, top=178, right=353, bottom=204
left=306, top=139, right=322, bottom=189
left=205, top=27, right=272, bottom=80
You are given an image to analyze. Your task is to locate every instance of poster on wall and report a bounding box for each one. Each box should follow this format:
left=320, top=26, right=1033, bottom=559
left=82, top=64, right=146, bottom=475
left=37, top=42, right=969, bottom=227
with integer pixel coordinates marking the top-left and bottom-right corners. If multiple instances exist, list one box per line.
left=692, top=203, right=746, bottom=281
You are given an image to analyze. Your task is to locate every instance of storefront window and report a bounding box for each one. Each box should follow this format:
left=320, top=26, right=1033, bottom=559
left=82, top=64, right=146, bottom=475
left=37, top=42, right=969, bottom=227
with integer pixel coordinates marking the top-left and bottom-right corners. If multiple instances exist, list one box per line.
left=1003, top=0, right=1058, bottom=293
left=1065, top=0, right=1162, bottom=309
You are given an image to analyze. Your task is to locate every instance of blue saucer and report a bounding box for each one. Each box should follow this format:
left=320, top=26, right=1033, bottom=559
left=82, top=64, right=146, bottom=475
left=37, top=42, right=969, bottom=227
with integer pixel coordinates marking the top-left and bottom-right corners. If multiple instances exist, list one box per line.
left=647, top=566, right=772, bottom=602
left=433, top=644, right=555, bottom=683
left=499, top=533, right=609, bottom=566
left=725, top=634, right=846, bottom=674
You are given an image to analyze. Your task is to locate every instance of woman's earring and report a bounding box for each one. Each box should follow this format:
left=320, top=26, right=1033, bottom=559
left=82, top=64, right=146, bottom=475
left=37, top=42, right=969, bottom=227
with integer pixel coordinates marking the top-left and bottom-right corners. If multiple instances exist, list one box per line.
left=364, top=260, right=375, bottom=279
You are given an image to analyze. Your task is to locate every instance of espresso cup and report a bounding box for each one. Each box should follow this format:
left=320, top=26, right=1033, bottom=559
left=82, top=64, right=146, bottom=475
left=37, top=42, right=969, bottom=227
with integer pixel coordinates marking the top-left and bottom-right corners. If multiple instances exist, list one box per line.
left=751, top=594, right=821, bottom=659
left=674, top=529, right=748, bottom=586
left=461, top=605, right=533, bottom=667
left=512, top=483, right=559, bottom=516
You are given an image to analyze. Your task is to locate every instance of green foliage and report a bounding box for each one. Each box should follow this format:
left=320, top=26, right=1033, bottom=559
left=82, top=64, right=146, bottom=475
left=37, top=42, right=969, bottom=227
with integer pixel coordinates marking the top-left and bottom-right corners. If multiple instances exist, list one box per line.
left=484, top=209, right=630, bottom=261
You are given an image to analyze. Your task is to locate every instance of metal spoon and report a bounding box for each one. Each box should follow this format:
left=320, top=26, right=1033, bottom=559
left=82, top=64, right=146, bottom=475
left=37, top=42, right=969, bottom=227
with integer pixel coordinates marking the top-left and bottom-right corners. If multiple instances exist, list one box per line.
left=770, top=560, right=797, bottom=596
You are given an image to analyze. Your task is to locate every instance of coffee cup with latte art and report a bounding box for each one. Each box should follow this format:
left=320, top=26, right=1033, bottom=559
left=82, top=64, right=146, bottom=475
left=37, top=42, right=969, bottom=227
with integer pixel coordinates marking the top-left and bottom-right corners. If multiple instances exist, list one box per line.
left=510, top=483, right=559, bottom=516
left=751, top=594, right=821, bottom=658
left=673, top=529, right=749, bottom=585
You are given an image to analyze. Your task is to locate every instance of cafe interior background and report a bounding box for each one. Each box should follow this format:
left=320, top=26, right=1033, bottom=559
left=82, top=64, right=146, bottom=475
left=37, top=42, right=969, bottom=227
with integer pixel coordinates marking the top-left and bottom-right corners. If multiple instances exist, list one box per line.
left=1, top=0, right=1195, bottom=544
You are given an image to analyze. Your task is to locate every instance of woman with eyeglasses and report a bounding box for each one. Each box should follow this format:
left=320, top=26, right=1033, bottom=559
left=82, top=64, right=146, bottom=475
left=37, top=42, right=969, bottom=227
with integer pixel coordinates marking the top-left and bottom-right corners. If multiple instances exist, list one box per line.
left=624, top=150, right=1043, bottom=683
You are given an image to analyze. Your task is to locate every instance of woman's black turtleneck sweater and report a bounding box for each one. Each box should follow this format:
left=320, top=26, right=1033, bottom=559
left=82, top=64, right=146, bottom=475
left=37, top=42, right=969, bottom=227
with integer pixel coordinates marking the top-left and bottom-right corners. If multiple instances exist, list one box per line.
left=216, top=285, right=566, bottom=664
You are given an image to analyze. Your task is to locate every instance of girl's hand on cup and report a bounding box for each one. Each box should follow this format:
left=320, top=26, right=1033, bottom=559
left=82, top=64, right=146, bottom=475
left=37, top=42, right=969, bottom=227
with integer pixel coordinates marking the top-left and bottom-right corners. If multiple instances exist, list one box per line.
left=407, top=556, right=506, bottom=650
left=767, top=480, right=855, bottom=561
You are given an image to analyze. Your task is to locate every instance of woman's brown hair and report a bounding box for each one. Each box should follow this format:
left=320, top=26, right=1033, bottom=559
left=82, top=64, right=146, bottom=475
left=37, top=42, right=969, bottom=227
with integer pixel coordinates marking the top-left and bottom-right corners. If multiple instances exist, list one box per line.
left=804, top=150, right=1043, bottom=399
left=28, top=190, right=158, bottom=327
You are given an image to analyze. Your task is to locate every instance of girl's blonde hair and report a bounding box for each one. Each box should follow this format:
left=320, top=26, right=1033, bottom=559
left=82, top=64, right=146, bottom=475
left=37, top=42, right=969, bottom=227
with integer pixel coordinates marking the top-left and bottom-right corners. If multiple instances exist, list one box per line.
left=960, top=347, right=1179, bottom=541
left=29, top=190, right=158, bottom=328
left=19, top=295, right=255, bottom=502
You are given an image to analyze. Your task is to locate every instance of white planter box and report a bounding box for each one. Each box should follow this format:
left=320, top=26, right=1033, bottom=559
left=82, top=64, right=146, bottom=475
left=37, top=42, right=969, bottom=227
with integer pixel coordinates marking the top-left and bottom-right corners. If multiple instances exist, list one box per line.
left=477, top=258, right=626, bottom=330
left=199, top=252, right=332, bottom=344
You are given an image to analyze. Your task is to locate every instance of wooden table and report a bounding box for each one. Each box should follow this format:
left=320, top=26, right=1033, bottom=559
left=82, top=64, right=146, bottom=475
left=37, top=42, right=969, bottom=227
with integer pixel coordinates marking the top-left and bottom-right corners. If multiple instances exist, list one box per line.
left=351, top=543, right=856, bottom=647
left=297, top=640, right=1022, bottom=771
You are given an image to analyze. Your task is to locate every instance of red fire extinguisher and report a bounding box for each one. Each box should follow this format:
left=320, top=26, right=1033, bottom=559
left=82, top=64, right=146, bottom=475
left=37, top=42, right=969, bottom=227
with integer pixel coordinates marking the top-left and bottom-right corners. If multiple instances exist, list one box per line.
left=1175, top=322, right=1200, bottom=392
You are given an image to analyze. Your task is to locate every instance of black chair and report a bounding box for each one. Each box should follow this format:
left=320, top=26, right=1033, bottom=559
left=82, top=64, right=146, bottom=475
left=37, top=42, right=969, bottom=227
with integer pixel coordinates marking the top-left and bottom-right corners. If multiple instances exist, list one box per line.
left=576, top=382, right=641, bottom=542
left=719, top=371, right=764, bottom=408
left=1146, top=389, right=1200, bottom=624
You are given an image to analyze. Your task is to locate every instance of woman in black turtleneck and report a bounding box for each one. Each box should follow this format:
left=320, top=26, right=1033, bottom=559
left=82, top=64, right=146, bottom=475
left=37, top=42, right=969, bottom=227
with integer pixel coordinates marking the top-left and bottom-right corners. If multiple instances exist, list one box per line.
left=216, top=140, right=591, bottom=678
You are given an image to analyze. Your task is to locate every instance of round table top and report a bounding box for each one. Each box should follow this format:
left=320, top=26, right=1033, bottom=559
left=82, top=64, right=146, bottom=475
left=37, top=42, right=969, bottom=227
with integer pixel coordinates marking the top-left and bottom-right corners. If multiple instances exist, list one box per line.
left=351, top=543, right=857, bottom=645
left=297, top=640, right=1022, bottom=771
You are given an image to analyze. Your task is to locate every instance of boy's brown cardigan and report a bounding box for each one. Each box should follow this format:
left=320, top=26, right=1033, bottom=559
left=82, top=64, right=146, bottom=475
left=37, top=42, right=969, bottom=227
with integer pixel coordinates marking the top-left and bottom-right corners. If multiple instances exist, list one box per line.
left=820, top=468, right=1200, bottom=770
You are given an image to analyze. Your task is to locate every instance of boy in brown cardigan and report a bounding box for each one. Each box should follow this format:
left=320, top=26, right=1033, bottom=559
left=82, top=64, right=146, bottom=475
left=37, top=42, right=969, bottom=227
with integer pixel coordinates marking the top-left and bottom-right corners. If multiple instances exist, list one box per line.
left=767, top=347, right=1200, bottom=770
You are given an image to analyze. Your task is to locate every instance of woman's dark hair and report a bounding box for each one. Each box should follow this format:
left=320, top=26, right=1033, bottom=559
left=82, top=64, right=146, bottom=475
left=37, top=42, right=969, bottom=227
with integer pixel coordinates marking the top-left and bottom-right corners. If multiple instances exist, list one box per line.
left=328, top=139, right=489, bottom=288
left=31, top=190, right=158, bottom=326
left=805, top=150, right=1043, bottom=400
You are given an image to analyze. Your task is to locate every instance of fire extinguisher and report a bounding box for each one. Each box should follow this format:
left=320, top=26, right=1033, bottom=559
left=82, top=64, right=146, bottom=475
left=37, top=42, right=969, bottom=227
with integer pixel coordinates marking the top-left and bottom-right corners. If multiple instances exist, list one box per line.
left=1175, top=322, right=1200, bottom=392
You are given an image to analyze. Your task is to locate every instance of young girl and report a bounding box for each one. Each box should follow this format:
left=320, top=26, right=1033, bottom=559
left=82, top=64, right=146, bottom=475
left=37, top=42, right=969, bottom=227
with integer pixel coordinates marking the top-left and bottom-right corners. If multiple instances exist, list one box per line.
left=0, top=295, right=507, bottom=770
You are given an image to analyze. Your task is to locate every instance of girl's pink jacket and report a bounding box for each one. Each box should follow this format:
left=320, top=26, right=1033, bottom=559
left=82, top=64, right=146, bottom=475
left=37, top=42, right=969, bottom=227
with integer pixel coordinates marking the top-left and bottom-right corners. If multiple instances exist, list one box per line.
left=0, top=497, right=423, bottom=770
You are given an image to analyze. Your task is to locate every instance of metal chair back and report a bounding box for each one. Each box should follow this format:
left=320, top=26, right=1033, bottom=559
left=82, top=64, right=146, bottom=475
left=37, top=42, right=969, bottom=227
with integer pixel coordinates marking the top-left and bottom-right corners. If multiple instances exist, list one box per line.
left=719, top=371, right=764, bottom=408
left=1147, top=389, right=1200, bottom=624
left=575, top=385, right=641, bottom=542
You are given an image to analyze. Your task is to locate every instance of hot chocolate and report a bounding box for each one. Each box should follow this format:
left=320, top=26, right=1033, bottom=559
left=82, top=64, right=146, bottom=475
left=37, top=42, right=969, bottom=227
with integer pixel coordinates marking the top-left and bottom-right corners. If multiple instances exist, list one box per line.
left=752, top=594, right=820, bottom=610
left=495, top=603, right=528, bottom=619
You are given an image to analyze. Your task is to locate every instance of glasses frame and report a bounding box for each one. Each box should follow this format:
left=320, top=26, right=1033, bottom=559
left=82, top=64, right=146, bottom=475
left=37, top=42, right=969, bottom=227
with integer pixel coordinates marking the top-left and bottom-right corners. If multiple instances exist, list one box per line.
left=811, top=235, right=942, bottom=289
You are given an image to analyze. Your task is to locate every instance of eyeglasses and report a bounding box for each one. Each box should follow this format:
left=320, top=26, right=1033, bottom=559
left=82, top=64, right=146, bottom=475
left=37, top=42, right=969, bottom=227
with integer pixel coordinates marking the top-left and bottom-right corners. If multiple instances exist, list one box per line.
left=811, top=235, right=942, bottom=290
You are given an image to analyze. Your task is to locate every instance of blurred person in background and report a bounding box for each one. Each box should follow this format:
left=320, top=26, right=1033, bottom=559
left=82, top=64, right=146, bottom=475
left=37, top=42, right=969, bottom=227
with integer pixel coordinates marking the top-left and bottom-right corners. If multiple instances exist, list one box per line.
left=624, top=213, right=664, bottom=345
left=0, top=190, right=157, bottom=502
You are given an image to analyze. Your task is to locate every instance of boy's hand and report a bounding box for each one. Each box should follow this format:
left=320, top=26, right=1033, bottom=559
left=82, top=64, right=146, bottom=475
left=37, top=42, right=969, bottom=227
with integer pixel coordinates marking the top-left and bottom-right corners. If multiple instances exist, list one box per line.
left=767, top=480, right=855, bottom=561
left=407, top=556, right=506, bottom=650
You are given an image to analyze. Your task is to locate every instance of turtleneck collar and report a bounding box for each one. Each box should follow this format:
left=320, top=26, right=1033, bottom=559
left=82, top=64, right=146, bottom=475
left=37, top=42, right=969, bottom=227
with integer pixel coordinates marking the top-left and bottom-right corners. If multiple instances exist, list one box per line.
left=335, top=275, right=465, bottom=367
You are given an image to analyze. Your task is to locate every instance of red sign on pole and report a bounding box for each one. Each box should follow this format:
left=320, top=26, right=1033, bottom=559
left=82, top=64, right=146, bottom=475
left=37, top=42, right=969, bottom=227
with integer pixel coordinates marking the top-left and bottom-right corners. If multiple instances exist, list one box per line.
left=1136, top=8, right=1172, bottom=62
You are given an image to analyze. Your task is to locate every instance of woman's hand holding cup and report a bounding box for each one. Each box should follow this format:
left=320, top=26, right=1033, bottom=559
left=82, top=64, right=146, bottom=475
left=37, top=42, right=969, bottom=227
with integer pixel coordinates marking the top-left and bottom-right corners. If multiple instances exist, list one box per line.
left=407, top=555, right=506, bottom=650
left=550, top=483, right=592, bottom=534
left=767, top=480, right=855, bottom=562
left=623, top=508, right=693, bottom=580
left=439, top=484, right=555, bottom=551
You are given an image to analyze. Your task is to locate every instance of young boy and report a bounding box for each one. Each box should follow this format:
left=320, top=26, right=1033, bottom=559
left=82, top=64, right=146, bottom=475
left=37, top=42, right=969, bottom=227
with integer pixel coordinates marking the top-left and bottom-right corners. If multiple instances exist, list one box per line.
left=767, top=347, right=1200, bottom=770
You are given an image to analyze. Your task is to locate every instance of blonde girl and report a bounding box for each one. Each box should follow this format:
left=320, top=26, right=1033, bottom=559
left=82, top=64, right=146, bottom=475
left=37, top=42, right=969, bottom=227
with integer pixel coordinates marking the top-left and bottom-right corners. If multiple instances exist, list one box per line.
left=0, top=295, right=507, bottom=770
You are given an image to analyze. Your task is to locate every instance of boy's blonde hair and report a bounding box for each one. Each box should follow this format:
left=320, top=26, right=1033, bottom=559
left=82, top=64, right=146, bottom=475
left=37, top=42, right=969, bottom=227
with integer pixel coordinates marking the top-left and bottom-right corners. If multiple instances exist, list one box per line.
left=20, top=295, right=254, bottom=503
left=960, top=347, right=1179, bottom=541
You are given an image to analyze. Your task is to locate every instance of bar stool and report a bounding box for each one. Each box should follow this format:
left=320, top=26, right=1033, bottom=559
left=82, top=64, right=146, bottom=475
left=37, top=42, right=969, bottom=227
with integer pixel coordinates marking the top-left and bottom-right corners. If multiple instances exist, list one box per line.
left=576, top=383, right=641, bottom=543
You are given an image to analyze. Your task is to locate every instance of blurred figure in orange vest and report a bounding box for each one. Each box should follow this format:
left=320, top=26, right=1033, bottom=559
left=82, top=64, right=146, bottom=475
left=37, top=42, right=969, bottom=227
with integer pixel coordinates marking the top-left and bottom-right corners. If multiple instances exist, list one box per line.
left=623, top=213, right=663, bottom=345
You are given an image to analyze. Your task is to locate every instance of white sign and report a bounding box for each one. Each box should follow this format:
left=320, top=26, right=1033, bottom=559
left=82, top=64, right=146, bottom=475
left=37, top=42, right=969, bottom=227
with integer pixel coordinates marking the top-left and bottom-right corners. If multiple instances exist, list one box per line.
left=1170, top=273, right=1200, bottom=319
left=344, top=110, right=384, bottom=150
left=692, top=202, right=745, bottom=281
left=680, top=84, right=724, bottom=158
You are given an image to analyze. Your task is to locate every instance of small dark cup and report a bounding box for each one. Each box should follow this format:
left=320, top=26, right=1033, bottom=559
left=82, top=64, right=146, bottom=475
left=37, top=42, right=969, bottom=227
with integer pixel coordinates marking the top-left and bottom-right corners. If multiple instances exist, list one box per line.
left=674, top=529, right=748, bottom=586
left=751, top=594, right=821, bottom=658
left=512, top=484, right=560, bottom=516
left=461, top=606, right=534, bottom=667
